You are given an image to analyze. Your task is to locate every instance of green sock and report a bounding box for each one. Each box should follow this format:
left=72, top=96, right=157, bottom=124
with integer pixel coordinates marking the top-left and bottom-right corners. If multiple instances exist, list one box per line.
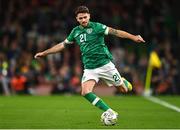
left=84, top=92, right=110, bottom=111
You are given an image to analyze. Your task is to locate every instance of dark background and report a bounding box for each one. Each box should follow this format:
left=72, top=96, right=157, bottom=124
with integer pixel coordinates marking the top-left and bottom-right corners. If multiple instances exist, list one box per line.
left=0, top=0, right=179, bottom=95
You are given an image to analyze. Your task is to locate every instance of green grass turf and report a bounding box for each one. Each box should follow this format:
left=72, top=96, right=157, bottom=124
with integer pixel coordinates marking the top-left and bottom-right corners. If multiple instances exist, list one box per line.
left=158, top=96, right=180, bottom=107
left=0, top=95, right=180, bottom=129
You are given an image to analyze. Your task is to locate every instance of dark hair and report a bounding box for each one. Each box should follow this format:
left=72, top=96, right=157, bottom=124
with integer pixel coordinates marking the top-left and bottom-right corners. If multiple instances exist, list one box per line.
left=75, top=6, right=89, bottom=16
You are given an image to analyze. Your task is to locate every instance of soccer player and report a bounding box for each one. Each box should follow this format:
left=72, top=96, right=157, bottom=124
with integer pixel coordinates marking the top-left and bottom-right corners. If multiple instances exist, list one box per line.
left=34, top=6, right=145, bottom=119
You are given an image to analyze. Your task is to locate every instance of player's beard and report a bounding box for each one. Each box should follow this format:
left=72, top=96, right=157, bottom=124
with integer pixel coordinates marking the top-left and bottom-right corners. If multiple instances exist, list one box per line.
left=81, top=22, right=88, bottom=27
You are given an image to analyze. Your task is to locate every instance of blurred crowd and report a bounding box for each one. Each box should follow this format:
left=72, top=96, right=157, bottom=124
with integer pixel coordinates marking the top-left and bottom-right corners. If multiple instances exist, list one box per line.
left=0, top=0, right=179, bottom=95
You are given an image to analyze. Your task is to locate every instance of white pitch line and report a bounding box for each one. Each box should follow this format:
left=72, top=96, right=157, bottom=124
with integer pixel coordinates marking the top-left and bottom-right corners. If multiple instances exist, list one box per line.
left=144, top=96, right=180, bottom=113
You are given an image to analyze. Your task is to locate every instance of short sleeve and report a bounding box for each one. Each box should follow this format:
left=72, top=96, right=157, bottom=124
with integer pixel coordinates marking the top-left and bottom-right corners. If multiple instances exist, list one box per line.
left=65, top=29, right=75, bottom=44
left=96, top=23, right=109, bottom=35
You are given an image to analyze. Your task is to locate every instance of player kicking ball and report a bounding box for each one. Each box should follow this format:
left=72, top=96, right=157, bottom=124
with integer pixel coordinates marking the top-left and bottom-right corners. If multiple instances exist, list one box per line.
left=34, top=6, right=145, bottom=125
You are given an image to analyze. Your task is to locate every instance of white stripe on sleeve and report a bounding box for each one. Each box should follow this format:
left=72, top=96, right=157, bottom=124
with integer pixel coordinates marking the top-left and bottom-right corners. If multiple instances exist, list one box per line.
left=65, top=39, right=73, bottom=44
left=104, top=27, right=109, bottom=35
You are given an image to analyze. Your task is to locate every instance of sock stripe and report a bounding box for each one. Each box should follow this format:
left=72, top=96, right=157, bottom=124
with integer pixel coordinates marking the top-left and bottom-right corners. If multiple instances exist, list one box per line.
left=92, top=97, right=100, bottom=105
left=84, top=92, right=110, bottom=111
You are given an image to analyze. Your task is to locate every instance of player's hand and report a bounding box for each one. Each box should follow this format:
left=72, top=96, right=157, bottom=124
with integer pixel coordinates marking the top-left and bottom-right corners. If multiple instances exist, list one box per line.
left=133, top=35, right=145, bottom=43
left=34, top=52, right=46, bottom=59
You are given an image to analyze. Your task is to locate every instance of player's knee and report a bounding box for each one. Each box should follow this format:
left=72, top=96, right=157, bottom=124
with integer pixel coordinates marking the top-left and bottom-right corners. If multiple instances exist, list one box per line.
left=81, top=80, right=96, bottom=96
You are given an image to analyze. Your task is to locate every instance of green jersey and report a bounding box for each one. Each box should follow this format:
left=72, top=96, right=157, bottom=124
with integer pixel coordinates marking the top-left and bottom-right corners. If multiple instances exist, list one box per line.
left=65, top=21, right=113, bottom=69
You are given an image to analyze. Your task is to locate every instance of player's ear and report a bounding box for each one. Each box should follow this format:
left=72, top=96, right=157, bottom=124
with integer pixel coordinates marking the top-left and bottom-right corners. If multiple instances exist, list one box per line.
left=76, top=16, right=79, bottom=22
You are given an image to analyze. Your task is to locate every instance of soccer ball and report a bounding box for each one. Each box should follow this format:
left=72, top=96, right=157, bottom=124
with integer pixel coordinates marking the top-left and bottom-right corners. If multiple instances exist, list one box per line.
left=101, top=111, right=118, bottom=126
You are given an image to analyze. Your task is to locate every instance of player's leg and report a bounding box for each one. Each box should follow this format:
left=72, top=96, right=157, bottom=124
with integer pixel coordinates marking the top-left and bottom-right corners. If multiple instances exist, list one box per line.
left=98, top=62, right=132, bottom=93
left=81, top=80, right=110, bottom=111
left=120, top=77, right=132, bottom=93
left=105, top=72, right=132, bottom=93
left=82, top=80, right=118, bottom=124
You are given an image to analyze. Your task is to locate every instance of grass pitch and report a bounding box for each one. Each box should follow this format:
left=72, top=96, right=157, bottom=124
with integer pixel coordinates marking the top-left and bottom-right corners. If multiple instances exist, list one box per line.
left=0, top=95, right=180, bottom=129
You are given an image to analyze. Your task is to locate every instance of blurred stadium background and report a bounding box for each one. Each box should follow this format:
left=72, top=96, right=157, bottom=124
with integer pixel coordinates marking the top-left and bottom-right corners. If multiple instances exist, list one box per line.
left=0, top=0, right=179, bottom=96
left=0, top=0, right=180, bottom=128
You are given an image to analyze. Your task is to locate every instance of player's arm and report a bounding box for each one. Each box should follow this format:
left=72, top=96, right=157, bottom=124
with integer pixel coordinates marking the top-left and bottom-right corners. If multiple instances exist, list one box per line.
left=108, top=27, right=145, bottom=43
left=34, top=41, right=66, bottom=59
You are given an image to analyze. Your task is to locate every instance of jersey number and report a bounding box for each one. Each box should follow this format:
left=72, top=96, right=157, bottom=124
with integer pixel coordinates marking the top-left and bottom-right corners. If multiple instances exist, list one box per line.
left=113, top=73, right=120, bottom=82
left=80, top=34, right=87, bottom=42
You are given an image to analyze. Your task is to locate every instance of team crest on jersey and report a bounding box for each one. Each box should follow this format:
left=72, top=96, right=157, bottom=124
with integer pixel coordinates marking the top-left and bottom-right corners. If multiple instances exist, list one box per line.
left=86, top=28, right=92, bottom=34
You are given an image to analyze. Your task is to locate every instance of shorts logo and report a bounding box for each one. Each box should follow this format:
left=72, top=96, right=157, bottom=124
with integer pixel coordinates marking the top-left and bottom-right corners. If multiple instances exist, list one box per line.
left=86, top=28, right=92, bottom=34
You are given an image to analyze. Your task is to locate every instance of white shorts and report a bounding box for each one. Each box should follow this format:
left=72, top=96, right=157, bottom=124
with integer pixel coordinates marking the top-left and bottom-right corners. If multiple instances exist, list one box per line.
left=81, top=61, right=123, bottom=87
